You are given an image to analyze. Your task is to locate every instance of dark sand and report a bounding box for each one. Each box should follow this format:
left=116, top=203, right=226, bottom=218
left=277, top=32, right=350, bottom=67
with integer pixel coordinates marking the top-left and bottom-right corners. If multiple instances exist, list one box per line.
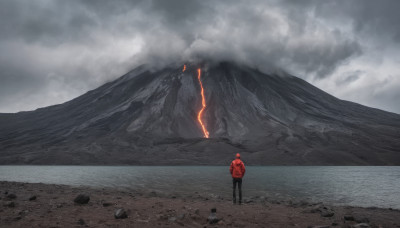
left=1, top=181, right=399, bottom=227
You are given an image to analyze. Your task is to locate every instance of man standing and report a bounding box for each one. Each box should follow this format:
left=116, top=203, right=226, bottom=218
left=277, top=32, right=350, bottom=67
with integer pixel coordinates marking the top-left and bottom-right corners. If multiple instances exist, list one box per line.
left=229, top=153, right=246, bottom=204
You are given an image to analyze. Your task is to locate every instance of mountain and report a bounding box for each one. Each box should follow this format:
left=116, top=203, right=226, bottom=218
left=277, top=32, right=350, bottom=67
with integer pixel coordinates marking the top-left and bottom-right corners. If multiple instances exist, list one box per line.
left=0, top=62, right=399, bottom=165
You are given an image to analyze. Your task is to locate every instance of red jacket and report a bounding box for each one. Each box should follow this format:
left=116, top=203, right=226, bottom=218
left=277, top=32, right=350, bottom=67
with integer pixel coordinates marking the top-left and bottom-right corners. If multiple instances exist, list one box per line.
left=230, top=158, right=246, bottom=178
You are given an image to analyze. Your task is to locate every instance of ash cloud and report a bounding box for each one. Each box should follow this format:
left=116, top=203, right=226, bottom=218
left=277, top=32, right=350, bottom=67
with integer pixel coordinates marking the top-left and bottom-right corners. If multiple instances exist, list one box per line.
left=0, top=0, right=399, bottom=113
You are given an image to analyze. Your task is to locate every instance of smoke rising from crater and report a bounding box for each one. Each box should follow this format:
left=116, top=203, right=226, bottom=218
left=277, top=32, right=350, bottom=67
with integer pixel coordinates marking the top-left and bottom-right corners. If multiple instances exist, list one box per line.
left=0, top=0, right=399, bottom=113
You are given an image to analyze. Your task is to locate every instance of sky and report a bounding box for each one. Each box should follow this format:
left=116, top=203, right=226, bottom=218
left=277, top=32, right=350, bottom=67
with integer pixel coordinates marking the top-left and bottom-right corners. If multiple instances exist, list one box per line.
left=0, top=0, right=399, bottom=114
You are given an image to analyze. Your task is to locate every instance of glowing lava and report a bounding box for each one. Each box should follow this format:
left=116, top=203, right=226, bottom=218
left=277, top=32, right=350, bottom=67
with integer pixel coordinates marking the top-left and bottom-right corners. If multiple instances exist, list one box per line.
left=182, top=64, right=186, bottom=72
left=196, top=68, right=209, bottom=138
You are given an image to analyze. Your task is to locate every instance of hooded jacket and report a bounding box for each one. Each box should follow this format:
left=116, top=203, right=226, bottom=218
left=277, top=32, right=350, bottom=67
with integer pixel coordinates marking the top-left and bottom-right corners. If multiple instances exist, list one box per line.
left=230, top=155, right=246, bottom=178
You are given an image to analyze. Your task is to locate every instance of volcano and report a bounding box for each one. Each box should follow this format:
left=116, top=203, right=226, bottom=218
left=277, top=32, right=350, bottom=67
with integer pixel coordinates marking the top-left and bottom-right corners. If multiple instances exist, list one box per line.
left=1, top=62, right=399, bottom=165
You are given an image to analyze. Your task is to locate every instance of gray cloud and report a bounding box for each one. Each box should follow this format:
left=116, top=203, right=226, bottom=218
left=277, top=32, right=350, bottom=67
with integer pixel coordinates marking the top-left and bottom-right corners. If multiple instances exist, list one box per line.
left=0, top=0, right=399, bottom=113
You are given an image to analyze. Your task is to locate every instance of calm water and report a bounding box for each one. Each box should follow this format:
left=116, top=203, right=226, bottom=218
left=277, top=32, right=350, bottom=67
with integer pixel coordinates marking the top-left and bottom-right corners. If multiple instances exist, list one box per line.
left=0, top=166, right=399, bottom=209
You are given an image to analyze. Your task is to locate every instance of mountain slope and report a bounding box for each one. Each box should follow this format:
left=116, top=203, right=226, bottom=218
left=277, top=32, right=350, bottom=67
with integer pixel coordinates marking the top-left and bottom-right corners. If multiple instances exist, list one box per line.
left=0, top=62, right=399, bottom=165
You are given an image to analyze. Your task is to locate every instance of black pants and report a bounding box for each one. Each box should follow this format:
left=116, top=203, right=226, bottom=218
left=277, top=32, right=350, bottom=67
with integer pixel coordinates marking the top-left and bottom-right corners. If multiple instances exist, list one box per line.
left=232, top=178, right=242, bottom=203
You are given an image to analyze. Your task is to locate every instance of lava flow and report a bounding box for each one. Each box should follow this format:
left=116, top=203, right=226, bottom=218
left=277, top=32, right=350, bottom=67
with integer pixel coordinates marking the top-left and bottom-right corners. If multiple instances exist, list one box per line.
left=196, top=68, right=210, bottom=138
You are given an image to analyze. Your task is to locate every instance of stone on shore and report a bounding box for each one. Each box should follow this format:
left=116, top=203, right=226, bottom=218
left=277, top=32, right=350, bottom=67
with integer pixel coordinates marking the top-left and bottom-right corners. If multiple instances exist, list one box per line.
left=168, top=216, right=177, bottom=222
left=74, top=194, right=90, bottom=204
left=29, top=195, right=37, bottom=201
left=102, top=202, right=112, bottom=207
left=114, top=208, right=128, bottom=219
left=344, top=215, right=355, bottom=221
left=321, top=209, right=335, bottom=217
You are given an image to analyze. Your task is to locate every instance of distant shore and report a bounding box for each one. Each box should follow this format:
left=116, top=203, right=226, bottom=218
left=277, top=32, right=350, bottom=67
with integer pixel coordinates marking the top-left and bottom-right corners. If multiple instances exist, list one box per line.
left=1, top=181, right=399, bottom=227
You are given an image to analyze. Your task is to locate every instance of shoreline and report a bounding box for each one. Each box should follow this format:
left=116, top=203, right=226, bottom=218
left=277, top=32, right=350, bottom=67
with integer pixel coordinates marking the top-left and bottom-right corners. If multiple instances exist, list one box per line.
left=1, top=181, right=399, bottom=227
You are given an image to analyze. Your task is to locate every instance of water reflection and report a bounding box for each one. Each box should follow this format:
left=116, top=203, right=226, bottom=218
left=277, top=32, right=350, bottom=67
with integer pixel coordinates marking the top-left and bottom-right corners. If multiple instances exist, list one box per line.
left=0, top=166, right=399, bottom=209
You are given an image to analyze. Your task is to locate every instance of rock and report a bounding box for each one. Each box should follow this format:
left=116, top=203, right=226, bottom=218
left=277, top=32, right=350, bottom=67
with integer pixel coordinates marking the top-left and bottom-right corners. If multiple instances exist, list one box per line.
left=6, top=193, right=17, bottom=199
left=353, top=223, right=370, bottom=228
left=77, top=218, right=85, bottom=225
left=194, top=208, right=200, bottom=215
left=310, top=226, right=330, bottom=228
left=74, top=194, right=90, bottom=204
left=344, top=215, right=355, bottom=221
left=207, top=208, right=219, bottom=224
left=307, top=205, right=323, bottom=213
left=168, top=216, right=177, bottom=222
left=114, top=208, right=128, bottom=219
left=321, top=210, right=335, bottom=217
left=29, top=195, right=37, bottom=201
left=102, top=202, right=112, bottom=207
left=4, top=201, right=15, bottom=208
left=4, top=191, right=8, bottom=195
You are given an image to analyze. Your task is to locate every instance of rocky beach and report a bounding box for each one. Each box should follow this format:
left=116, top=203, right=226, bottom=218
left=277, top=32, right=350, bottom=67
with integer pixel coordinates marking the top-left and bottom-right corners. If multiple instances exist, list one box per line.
left=1, top=181, right=399, bottom=227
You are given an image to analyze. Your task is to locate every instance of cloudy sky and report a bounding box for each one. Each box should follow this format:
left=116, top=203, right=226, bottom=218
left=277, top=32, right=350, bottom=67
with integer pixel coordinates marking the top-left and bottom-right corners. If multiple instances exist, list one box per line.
left=0, top=0, right=399, bottom=114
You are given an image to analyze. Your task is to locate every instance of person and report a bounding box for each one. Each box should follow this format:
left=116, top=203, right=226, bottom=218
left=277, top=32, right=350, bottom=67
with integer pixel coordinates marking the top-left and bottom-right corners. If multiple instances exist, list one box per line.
left=229, top=153, right=246, bottom=204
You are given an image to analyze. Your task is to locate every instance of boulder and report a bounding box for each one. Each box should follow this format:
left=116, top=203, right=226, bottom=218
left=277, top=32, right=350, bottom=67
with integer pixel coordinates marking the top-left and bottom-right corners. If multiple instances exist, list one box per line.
left=114, top=208, right=128, bottom=219
left=168, top=216, right=177, bottom=222
left=29, top=195, right=37, bottom=201
left=344, top=215, right=355, bottom=221
left=102, top=202, right=112, bottom=207
left=321, top=210, right=335, bottom=217
left=74, top=194, right=90, bottom=204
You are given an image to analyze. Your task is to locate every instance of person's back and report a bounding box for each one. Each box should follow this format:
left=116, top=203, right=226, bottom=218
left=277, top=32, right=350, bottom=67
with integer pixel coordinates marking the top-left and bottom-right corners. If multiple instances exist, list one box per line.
left=229, top=153, right=245, bottom=204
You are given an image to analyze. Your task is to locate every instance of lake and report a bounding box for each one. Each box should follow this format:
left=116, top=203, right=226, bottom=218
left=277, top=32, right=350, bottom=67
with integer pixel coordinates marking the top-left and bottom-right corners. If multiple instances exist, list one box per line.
left=0, top=166, right=399, bottom=209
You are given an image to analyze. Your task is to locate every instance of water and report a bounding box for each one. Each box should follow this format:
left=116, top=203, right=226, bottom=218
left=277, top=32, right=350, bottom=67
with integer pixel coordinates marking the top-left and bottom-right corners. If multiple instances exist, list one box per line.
left=0, top=166, right=399, bottom=209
